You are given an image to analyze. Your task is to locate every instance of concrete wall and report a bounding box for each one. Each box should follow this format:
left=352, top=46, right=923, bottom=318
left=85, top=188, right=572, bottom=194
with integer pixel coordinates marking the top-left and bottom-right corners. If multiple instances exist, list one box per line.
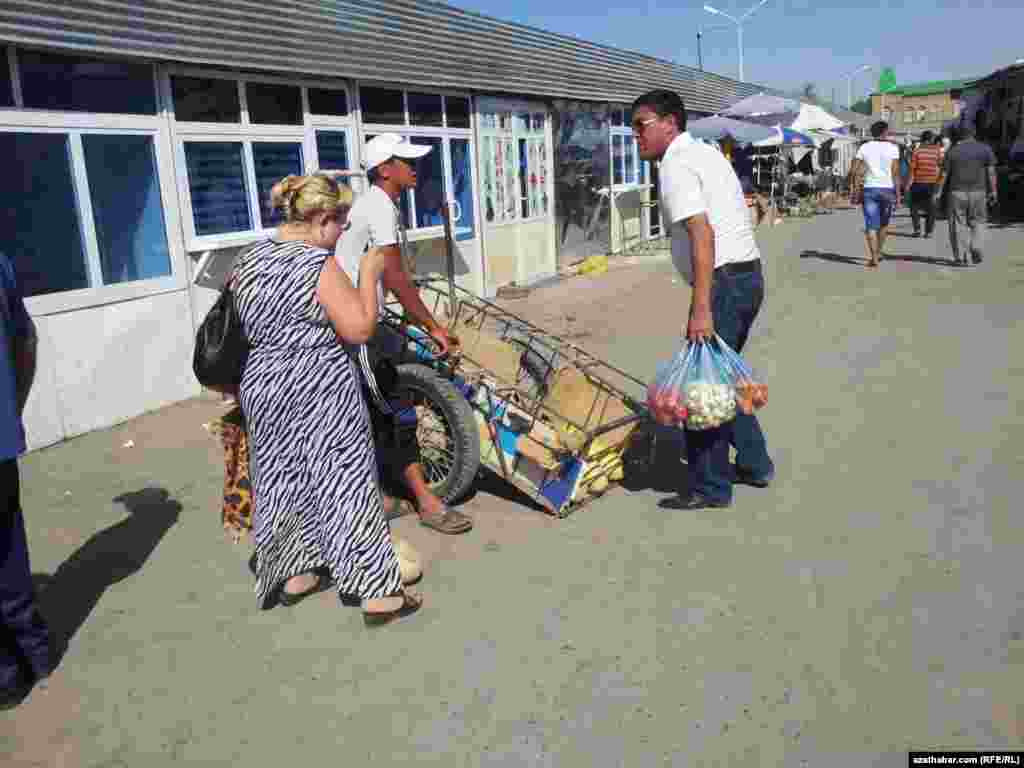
left=23, top=288, right=200, bottom=451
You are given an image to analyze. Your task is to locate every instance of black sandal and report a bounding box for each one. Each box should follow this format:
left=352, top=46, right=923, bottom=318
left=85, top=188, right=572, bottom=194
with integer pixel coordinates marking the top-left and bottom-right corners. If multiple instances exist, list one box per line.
left=363, top=590, right=423, bottom=626
left=278, top=569, right=331, bottom=607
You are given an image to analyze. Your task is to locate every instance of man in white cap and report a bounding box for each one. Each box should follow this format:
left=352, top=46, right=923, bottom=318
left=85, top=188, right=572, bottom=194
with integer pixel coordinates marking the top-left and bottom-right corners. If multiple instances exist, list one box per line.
left=334, top=133, right=472, bottom=535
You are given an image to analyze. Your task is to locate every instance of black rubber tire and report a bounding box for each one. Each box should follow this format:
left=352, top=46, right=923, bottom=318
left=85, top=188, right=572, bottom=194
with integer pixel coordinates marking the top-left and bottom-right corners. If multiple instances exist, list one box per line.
left=394, top=363, right=481, bottom=504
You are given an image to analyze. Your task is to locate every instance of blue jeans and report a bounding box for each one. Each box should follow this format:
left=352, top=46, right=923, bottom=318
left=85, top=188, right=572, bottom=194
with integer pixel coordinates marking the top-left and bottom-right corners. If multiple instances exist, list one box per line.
left=862, top=188, right=895, bottom=231
left=1, top=459, right=50, bottom=690
left=684, top=265, right=774, bottom=504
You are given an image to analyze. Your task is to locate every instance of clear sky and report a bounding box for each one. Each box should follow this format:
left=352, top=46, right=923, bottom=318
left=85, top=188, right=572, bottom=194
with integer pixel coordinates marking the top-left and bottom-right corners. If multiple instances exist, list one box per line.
left=445, top=0, right=1023, bottom=105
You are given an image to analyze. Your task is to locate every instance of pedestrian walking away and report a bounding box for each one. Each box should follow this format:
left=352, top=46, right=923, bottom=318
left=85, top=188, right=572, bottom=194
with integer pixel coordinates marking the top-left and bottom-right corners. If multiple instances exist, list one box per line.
left=0, top=251, right=51, bottom=708
left=905, top=130, right=943, bottom=238
left=334, top=133, right=473, bottom=536
left=849, top=121, right=902, bottom=269
left=938, top=123, right=998, bottom=266
left=631, top=89, right=774, bottom=510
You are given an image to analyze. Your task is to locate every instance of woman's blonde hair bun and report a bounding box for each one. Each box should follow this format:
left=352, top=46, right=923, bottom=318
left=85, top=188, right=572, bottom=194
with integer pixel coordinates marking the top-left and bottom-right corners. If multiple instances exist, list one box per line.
left=270, top=173, right=353, bottom=223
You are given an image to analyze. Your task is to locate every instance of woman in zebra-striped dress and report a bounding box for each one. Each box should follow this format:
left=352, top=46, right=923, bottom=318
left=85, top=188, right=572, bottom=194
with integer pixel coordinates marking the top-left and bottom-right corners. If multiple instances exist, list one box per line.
left=232, top=174, right=421, bottom=624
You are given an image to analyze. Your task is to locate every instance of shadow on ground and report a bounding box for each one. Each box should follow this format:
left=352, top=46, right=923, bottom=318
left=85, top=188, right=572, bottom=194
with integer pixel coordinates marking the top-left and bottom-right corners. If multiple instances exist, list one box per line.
left=32, top=488, right=181, bottom=668
left=620, top=428, right=686, bottom=496
left=800, top=250, right=867, bottom=267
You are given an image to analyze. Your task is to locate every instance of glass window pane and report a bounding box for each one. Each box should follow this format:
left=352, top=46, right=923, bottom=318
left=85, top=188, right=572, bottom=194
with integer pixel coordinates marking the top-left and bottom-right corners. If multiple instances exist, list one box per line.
left=625, top=136, right=636, bottom=184
left=409, top=136, right=444, bottom=228
left=183, top=142, right=251, bottom=236
left=611, top=108, right=624, bottom=127
left=612, top=134, right=624, bottom=185
left=532, top=113, right=545, bottom=132
left=0, top=132, right=90, bottom=296
left=253, top=142, right=303, bottom=228
left=408, top=92, right=443, bottom=127
left=82, top=134, right=172, bottom=285
left=623, top=108, right=633, bottom=128
left=515, top=112, right=530, bottom=132
left=315, top=130, right=349, bottom=170
left=172, top=76, right=241, bottom=123
left=360, top=87, right=404, bottom=124
left=446, top=97, right=471, bottom=129
left=246, top=82, right=302, bottom=125
left=0, top=60, right=13, bottom=107
left=450, top=138, right=475, bottom=240
left=18, top=50, right=156, bottom=114
left=308, top=88, right=348, bottom=116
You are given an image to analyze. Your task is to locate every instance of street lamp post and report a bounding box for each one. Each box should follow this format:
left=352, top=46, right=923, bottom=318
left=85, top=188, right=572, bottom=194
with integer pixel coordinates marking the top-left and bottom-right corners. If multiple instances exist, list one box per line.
left=702, top=0, right=771, bottom=82
left=845, top=64, right=872, bottom=109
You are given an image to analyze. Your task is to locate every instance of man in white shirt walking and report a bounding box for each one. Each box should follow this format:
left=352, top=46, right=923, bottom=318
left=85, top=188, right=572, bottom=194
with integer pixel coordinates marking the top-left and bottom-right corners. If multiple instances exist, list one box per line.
left=335, top=133, right=472, bottom=535
left=632, top=90, right=774, bottom=510
left=850, top=121, right=902, bottom=268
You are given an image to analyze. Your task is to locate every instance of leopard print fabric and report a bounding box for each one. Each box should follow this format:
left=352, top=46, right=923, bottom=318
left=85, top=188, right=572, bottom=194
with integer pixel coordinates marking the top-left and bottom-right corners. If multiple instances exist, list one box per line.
left=211, top=405, right=253, bottom=540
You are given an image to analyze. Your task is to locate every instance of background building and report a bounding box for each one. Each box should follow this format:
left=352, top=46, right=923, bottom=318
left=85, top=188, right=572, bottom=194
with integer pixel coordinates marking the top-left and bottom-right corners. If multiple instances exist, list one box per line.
left=870, top=79, right=973, bottom=135
left=0, top=0, right=770, bottom=451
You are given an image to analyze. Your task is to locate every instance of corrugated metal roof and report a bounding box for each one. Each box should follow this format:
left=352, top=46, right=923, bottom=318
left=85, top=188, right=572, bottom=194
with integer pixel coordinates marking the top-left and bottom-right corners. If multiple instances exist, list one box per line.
left=0, top=0, right=768, bottom=112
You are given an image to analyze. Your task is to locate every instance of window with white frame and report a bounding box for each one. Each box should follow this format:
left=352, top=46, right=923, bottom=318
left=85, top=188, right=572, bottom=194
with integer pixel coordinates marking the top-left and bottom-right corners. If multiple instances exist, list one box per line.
left=359, top=85, right=476, bottom=241
left=609, top=107, right=640, bottom=187
left=0, top=47, right=176, bottom=299
left=167, top=68, right=357, bottom=248
left=477, top=102, right=549, bottom=224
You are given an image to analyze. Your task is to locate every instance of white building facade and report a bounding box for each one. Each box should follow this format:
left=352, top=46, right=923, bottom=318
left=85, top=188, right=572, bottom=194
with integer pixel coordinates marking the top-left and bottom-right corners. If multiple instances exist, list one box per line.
left=0, top=1, right=765, bottom=450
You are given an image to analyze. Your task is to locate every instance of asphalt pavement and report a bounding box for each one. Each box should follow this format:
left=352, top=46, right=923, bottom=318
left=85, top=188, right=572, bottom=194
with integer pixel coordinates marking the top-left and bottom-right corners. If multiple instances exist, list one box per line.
left=3, top=207, right=1022, bottom=766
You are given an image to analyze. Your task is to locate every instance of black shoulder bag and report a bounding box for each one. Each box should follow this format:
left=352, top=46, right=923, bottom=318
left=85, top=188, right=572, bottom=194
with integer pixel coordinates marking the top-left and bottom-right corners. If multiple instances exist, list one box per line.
left=193, top=282, right=250, bottom=394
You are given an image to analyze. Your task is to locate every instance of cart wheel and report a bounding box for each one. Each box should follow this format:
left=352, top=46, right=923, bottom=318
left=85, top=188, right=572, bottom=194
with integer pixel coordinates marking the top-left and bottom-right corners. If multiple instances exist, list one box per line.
left=394, top=363, right=481, bottom=504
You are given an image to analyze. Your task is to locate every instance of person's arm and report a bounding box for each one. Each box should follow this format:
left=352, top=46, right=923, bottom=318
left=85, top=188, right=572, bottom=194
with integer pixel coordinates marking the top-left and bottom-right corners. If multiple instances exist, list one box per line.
left=317, top=247, right=387, bottom=344
left=379, top=248, right=458, bottom=356
left=934, top=152, right=950, bottom=201
left=891, top=156, right=902, bottom=206
left=987, top=148, right=998, bottom=203
left=848, top=157, right=865, bottom=200
left=906, top=152, right=918, bottom=192
left=13, top=323, right=37, bottom=416
left=684, top=214, right=715, bottom=342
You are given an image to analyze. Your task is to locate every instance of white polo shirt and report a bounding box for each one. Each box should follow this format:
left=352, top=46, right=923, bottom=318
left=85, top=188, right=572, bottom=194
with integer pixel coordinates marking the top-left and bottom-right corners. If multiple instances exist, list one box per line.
left=658, top=132, right=760, bottom=285
left=334, top=185, right=401, bottom=309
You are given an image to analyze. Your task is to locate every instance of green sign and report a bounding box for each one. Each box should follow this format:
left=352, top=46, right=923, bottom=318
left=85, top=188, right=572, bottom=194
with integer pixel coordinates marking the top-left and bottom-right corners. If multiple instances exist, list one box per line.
left=878, top=68, right=897, bottom=94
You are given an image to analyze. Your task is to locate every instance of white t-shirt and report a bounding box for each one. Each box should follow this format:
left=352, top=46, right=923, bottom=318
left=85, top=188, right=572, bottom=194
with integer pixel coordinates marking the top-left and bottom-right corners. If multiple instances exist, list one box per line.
left=658, top=132, right=760, bottom=286
left=855, top=140, right=900, bottom=189
left=334, top=185, right=401, bottom=308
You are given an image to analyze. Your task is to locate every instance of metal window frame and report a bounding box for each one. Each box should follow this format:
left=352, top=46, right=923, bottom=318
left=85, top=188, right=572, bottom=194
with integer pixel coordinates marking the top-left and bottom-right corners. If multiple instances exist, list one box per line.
left=1, top=122, right=187, bottom=316
left=477, top=96, right=551, bottom=227
left=163, top=65, right=357, bottom=251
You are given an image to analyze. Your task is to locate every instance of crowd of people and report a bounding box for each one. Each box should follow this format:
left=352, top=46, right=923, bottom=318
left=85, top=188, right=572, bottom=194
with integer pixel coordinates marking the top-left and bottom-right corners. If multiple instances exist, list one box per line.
left=850, top=119, right=999, bottom=268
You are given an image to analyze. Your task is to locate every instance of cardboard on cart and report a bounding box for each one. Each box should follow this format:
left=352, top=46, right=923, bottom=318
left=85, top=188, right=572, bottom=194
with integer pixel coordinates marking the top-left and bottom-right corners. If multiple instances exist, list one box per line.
left=544, top=367, right=638, bottom=451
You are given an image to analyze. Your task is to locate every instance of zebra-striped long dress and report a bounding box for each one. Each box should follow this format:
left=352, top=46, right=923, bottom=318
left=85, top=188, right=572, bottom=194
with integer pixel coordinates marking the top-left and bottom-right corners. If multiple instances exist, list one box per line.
left=232, top=238, right=401, bottom=608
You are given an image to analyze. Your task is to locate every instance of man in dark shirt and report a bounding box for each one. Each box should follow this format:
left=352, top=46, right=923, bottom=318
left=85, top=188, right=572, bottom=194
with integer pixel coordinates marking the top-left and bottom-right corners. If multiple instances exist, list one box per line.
left=1, top=252, right=50, bottom=708
left=938, top=124, right=998, bottom=266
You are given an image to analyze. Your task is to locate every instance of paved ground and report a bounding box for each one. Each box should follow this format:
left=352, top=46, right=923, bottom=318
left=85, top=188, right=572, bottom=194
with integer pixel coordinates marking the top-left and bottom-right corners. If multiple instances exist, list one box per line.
left=3, top=207, right=1023, bottom=766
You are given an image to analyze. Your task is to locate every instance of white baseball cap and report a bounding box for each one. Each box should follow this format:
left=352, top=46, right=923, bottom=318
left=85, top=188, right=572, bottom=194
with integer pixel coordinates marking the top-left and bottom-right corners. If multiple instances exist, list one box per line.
left=362, top=133, right=432, bottom=172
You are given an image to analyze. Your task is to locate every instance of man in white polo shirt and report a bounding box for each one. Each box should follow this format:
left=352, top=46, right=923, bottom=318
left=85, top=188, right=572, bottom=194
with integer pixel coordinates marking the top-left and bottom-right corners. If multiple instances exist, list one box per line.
left=632, top=89, right=774, bottom=510
left=334, top=133, right=472, bottom=535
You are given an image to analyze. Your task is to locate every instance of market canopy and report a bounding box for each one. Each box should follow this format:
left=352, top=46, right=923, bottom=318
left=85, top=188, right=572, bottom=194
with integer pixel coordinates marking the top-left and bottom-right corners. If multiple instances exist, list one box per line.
left=722, top=93, right=847, bottom=133
left=752, top=126, right=816, bottom=147
left=687, top=115, right=778, bottom=144
left=721, top=93, right=802, bottom=119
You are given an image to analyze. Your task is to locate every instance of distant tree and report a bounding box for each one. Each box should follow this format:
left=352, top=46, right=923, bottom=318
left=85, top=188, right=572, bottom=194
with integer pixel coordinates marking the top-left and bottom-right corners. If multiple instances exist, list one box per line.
left=850, top=98, right=872, bottom=115
left=802, top=82, right=818, bottom=102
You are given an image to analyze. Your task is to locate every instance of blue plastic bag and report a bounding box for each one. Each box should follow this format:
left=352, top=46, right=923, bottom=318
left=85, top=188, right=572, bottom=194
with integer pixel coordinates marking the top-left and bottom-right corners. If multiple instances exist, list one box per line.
left=647, top=339, right=737, bottom=430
